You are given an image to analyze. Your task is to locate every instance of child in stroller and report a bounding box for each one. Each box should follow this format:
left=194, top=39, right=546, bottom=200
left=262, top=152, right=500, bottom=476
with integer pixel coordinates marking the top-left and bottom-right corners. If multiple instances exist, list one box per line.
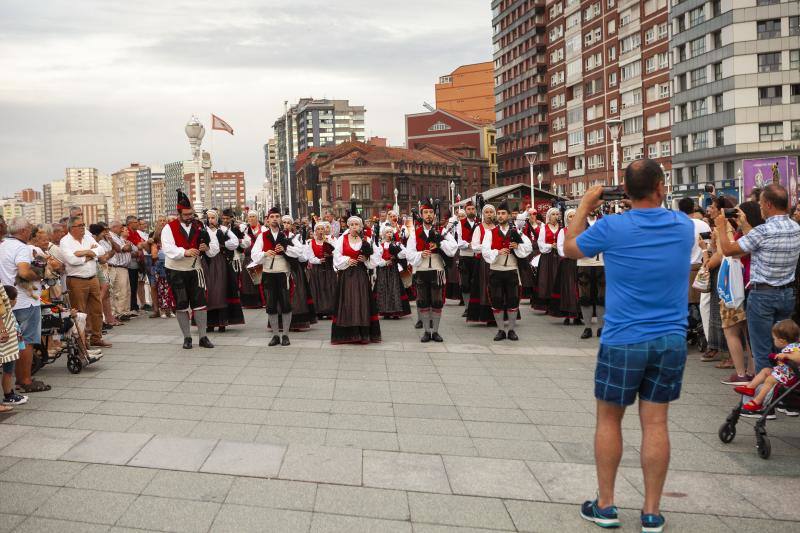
left=734, top=319, right=800, bottom=415
left=35, top=297, right=103, bottom=375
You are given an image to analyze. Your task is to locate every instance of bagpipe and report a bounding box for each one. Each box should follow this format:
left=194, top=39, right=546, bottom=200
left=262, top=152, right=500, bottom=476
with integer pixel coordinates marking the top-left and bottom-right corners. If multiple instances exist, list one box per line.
left=503, top=223, right=524, bottom=266
left=428, top=199, right=453, bottom=269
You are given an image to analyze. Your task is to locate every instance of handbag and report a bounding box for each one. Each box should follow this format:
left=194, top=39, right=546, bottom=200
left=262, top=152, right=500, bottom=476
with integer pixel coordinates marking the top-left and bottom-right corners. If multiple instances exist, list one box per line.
left=692, top=267, right=710, bottom=292
left=717, top=257, right=745, bottom=309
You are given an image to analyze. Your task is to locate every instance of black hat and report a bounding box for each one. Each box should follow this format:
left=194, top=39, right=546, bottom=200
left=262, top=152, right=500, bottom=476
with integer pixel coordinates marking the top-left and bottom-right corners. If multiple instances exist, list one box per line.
left=497, top=200, right=510, bottom=213
left=176, top=189, right=192, bottom=211
left=420, top=198, right=434, bottom=211
left=222, top=208, right=235, bottom=217
left=268, top=207, right=281, bottom=215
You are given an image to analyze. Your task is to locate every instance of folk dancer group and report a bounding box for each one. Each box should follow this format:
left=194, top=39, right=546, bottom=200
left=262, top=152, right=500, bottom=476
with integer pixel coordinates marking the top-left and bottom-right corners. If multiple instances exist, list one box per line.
left=159, top=190, right=605, bottom=348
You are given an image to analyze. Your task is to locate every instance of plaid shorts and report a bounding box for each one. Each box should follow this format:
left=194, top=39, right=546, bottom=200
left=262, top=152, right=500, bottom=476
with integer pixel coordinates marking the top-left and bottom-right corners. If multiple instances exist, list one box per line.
left=595, top=334, right=687, bottom=406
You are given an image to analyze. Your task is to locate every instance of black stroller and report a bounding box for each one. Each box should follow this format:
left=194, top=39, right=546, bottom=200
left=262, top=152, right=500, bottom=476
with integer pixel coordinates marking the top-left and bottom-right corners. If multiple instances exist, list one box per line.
left=31, top=302, right=91, bottom=375
left=718, top=359, right=800, bottom=459
left=686, top=303, right=708, bottom=353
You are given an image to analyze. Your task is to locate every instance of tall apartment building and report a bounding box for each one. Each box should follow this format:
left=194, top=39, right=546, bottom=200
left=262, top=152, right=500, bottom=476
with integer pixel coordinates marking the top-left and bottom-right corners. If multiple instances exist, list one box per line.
left=492, top=0, right=550, bottom=187
left=14, top=189, right=41, bottom=203
left=42, top=179, right=67, bottom=223
left=96, top=174, right=114, bottom=222
left=670, top=0, right=800, bottom=200
left=65, top=167, right=99, bottom=194
left=435, top=62, right=496, bottom=122
left=545, top=0, right=671, bottom=198
left=263, top=138, right=279, bottom=208
left=273, top=98, right=366, bottom=213
left=112, top=163, right=146, bottom=220
left=209, top=171, right=246, bottom=210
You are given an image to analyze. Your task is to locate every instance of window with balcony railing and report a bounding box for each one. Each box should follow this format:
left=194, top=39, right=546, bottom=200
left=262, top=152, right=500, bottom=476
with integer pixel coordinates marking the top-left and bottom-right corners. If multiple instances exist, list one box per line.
left=759, top=86, right=783, bottom=106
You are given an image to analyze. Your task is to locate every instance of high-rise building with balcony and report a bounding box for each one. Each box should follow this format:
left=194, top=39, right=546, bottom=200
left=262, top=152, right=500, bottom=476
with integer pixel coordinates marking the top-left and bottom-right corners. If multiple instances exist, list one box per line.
left=546, top=0, right=671, bottom=198
left=669, top=0, right=800, bottom=200
left=492, top=0, right=549, bottom=188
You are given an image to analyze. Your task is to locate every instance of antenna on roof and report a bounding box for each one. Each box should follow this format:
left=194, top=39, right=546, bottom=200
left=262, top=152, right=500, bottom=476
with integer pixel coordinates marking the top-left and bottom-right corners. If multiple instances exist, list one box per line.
left=422, top=102, right=435, bottom=112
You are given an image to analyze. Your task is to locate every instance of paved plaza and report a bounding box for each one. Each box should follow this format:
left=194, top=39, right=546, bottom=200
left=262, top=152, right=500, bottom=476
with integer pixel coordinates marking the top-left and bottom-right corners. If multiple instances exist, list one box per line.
left=0, top=304, right=799, bottom=532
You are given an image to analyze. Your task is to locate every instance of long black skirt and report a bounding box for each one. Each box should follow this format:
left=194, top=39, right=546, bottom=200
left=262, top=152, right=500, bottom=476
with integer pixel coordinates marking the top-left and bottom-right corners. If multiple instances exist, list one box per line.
left=445, top=252, right=462, bottom=301
left=308, top=262, right=337, bottom=317
left=554, top=258, right=579, bottom=319
left=375, top=265, right=411, bottom=318
left=465, top=258, right=497, bottom=326
left=287, top=258, right=316, bottom=331
left=239, top=252, right=264, bottom=309
left=518, top=253, right=535, bottom=301
left=201, top=255, right=245, bottom=328
left=331, top=265, right=381, bottom=344
left=534, top=251, right=559, bottom=312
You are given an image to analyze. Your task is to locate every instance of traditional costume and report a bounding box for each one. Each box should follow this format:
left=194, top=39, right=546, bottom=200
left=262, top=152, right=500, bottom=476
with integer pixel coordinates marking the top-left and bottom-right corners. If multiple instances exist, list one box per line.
left=160, top=190, right=216, bottom=349
left=577, top=214, right=605, bottom=339
left=465, top=206, right=497, bottom=326
left=554, top=209, right=581, bottom=323
left=201, top=212, right=245, bottom=332
left=516, top=213, right=536, bottom=301
left=481, top=202, right=533, bottom=341
left=331, top=217, right=382, bottom=344
left=239, top=220, right=266, bottom=309
left=534, top=208, right=561, bottom=313
left=305, top=225, right=337, bottom=318
left=374, top=228, right=411, bottom=318
left=456, top=205, right=480, bottom=316
left=250, top=207, right=303, bottom=346
left=405, top=202, right=458, bottom=342
left=282, top=217, right=317, bottom=332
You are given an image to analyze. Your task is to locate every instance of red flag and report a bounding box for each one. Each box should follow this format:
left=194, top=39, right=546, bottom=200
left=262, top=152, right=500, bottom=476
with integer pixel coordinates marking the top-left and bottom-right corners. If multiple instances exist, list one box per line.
left=211, top=114, right=234, bottom=135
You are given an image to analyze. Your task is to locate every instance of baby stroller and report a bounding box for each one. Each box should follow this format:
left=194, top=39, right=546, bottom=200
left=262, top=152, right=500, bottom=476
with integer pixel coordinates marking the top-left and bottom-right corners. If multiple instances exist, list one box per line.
left=31, top=302, right=92, bottom=375
left=718, top=359, right=800, bottom=459
left=686, top=303, right=707, bottom=353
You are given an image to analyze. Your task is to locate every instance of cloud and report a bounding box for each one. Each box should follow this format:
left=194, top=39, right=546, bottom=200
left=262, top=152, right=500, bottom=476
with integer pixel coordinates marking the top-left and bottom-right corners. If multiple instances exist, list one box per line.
left=0, top=0, right=492, bottom=199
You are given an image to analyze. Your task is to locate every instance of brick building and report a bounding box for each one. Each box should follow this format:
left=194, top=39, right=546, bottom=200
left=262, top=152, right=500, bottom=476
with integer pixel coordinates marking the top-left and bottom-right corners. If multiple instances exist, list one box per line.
left=545, top=0, right=671, bottom=197
left=293, top=140, right=489, bottom=219
left=405, top=109, right=498, bottom=186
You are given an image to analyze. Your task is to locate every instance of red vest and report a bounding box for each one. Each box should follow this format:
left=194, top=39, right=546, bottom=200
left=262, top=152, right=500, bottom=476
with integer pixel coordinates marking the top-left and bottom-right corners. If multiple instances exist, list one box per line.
left=310, top=239, right=325, bottom=259
left=543, top=224, right=558, bottom=245
left=259, top=229, right=283, bottom=254
left=415, top=226, right=435, bottom=252
left=246, top=224, right=262, bottom=251
left=168, top=219, right=201, bottom=249
left=342, top=236, right=362, bottom=259
left=490, top=226, right=512, bottom=251
left=381, top=242, right=392, bottom=261
left=460, top=219, right=477, bottom=243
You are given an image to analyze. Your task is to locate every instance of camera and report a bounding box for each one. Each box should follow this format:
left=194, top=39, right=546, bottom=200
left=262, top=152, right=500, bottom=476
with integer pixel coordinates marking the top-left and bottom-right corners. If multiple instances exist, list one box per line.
left=600, top=186, right=627, bottom=201
left=723, top=208, right=739, bottom=219
left=704, top=184, right=716, bottom=194
left=699, top=232, right=712, bottom=240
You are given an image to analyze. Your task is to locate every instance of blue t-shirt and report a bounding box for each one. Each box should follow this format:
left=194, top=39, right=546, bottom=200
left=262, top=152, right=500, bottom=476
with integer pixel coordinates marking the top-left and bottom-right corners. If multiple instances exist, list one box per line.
left=576, top=208, right=694, bottom=346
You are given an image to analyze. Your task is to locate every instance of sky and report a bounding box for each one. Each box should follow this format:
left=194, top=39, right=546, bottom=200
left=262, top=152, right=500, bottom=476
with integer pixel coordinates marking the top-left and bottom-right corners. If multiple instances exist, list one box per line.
left=0, top=0, right=493, bottom=200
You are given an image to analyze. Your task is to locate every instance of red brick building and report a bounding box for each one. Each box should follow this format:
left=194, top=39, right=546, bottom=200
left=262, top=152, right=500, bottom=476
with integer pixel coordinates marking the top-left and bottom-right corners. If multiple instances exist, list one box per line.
left=294, top=140, right=489, bottom=219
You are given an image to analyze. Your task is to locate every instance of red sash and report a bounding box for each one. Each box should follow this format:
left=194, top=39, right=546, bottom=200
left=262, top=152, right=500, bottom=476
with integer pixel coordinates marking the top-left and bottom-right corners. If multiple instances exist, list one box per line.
left=168, top=219, right=201, bottom=249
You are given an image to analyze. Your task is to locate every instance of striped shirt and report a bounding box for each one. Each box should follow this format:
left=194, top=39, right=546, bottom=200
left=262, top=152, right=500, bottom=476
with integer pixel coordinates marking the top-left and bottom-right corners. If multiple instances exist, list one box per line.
left=737, top=214, right=800, bottom=286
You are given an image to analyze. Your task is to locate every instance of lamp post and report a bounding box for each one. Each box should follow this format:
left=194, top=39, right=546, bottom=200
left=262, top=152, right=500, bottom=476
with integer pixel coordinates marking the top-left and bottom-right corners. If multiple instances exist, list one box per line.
left=524, top=152, right=537, bottom=210
left=606, top=118, right=622, bottom=187
left=185, top=116, right=205, bottom=211
left=284, top=100, right=293, bottom=219
left=737, top=168, right=743, bottom=205
left=660, top=163, right=669, bottom=208
left=449, top=181, right=455, bottom=214
left=393, top=188, right=399, bottom=214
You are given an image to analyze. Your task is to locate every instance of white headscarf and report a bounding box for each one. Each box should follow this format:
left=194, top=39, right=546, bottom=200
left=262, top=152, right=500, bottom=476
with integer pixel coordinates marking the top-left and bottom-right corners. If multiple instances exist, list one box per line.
left=347, top=216, right=363, bottom=228
left=546, top=207, right=560, bottom=224
left=564, top=208, right=577, bottom=220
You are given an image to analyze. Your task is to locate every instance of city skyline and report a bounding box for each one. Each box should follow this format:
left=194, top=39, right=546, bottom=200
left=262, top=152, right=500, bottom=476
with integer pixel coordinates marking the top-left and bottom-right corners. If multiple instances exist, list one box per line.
left=0, top=0, right=492, bottom=199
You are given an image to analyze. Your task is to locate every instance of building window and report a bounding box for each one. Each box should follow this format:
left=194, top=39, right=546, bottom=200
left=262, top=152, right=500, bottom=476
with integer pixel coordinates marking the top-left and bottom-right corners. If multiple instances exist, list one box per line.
left=608, top=72, right=617, bottom=87
left=707, top=164, right=716, bottom=182
left=691, top=98, right=708, bottom=117
left=690, top=166, right=699, bottom=183
left=712, top=0, right=722, bottom=16
left=568, top=131, right=584, bottom=147
left=680, top=136, right=689, bottom=153
left=609, top=98, right=618, bottom=114
left=659, top=83, right=670, bottom=99
left=661, top=141, right=671, bottom=157
left=693, top=132, right=708, bottom=150
left=620, top=61, right=641, bottom=81
left=715, top=128, right=724, bottom=147
left=758, top=52, right=781, bottom=72
left=791, top=17, right=800, bottom=36
left=647, top=144, right=658, bottom=158
left=793, top=84, right=800, bottom=103
left=622, top=116, right=642, bottom=135
left=759, top=122, right=783, bottom=142
left=690, top=36, right=705, bottom=57
left=336, top=183, right=342, bottom=200
left=792, top=120, right=800, bottom=140
left=714, top=93, right=724, bottom=112
left=713, top=62, right=722, bottom=81
left=757, top=0, right=780, bottom=5
left=428, top=121, right=451, bottom=132
left=689, top=7, right=705, bottom=28
left=792, top=50, right=800, bottom=70
left=757, top=19, right=781, bottom=40
left=677, top=103, right=688, bottom=122
left=690, top=67, right=706, bottom=87
left=759, top=86, right=783, bottom=105
left=712, top=31, right=722, bottom=50
left=677, top=73, right=687, bottom=92
left=674, top=167, right=683, bottom=185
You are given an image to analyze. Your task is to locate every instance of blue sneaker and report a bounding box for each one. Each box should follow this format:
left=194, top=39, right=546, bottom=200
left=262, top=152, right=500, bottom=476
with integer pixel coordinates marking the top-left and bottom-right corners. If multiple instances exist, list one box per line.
left=641, top=513, right=665, bottom=533
left=580, top=499, right=620, bottom=528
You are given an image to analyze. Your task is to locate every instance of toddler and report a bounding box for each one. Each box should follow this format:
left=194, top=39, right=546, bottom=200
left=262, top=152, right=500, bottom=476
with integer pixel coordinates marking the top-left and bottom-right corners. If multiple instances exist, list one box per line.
left=736, top=320, right=800, bottom=413
left=1, top=285, right=28, bottom=410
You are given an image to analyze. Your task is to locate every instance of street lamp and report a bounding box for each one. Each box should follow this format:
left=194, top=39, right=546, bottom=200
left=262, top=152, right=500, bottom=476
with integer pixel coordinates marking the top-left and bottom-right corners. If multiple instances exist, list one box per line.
left=737, top=168, right=743, bottom=205
left=606, top=118, right=623, bottom=187
left=449, top=181, right=455, bottom=214
left=525, top=152, right=537, bottom=210
left=660, top=163, right=670, bottom=208
left=393, top=188, right=399, bottom=214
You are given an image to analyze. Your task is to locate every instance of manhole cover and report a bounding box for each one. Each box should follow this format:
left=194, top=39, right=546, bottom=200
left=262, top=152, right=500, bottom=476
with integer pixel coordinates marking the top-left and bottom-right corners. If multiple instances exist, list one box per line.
left=663, top=492, right=687, bottom=498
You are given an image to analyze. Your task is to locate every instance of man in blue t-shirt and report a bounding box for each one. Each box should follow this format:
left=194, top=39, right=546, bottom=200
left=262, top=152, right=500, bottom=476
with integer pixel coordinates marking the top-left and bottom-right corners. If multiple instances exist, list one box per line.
left=563, top=159, right=693, bottom=533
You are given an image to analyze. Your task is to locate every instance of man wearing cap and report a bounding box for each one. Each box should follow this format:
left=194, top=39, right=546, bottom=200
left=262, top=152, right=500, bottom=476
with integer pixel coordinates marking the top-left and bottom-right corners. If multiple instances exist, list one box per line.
left=456, top=200, right=480, bottom=318
left=251, top=207, right=303, bottom=346
left=160, top=190, right=216, bottom=349
left=481, top=201, right=533, bottom=341
left=405, top=200, right=458, bottom=342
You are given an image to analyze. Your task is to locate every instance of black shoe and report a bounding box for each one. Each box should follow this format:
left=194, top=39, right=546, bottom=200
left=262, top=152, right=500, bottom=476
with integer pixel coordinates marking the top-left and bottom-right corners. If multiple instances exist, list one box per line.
left=563, top=318, right=571, bottom=325
left=218, top=326, right=226, bottom=333
left=206, top=327, right=214, bottom=333
left=414, top=320, right=423, bottom=329
left=431, top=332, right=444, bottom=342
left=494, top=330, right=506, bottom=341
left=182, top=337, right=192, bottom=349
left=461, top=310, right=468, bottom=318
left=281, top=335, right=290, bottom=346
left=199, top=337, right=214, bottom=349
left=420, top=332, right=431, bottom=343
left=573, top=318, right=584, bottom=326
left=268, top=335, right=281, bottom=347
left=597, top=328, right=602, bottom=337
left=581, top=328, right=592, bottom=339
left=507, top=330, right=519, bottom=341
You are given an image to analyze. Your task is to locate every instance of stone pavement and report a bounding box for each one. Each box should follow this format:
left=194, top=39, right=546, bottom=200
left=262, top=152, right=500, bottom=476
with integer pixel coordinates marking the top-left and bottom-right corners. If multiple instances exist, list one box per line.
left=1, top=304, right=799, bottom=532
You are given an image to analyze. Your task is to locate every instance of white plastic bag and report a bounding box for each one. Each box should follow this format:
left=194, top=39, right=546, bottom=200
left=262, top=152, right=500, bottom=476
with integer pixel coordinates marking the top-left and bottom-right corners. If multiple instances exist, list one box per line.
left=717, top=257, right=744, bottom=309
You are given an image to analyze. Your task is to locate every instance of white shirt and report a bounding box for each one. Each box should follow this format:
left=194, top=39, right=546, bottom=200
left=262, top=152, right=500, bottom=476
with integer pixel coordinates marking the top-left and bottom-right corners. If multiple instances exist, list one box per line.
left=405, top=225, right=458, bottom=272
left=481, top=224, right=533, bottom=270
left=0, top=237, right=39, bottom=310
left=161, top=221, right=219, bottom=271
left=690, top=218, right=712, bottom=265
left=332, top=233, right=382, bottom=271
left=107, top=232, right=131, bottom=267
left=59, top=231, right=100, bottom=278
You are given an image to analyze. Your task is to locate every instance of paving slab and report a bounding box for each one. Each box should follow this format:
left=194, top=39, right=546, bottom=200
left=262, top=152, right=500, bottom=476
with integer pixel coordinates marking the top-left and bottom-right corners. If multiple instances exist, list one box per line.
left=443, top=455, right=547, bottom=501
left=34, top=486, right=136, bottom=525
left=61, top=430, right=152, bottom=465
left=363, top=450, right=451, bottom=494
left=200, top=440, right=285, bottom=477
left=225, top=477, right=317, bottom=511
left=278, top=443, right=362, bottom=485
left=408, top=492, right=515, bottom=530
left=128, top=435, right=217, bottom=471
left=0, top=427, right=90, bottom=460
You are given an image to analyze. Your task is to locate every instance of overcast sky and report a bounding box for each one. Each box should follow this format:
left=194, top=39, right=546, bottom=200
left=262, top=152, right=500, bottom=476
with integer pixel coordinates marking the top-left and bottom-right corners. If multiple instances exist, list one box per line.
left=0, top=0, right=492, bottom=200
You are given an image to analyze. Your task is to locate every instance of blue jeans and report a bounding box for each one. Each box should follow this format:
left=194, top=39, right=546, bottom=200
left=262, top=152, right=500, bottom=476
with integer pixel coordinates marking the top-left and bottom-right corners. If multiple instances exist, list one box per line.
left=746, top=287, right=795, bottom=372
left=12, top=305, right=41, bottom=345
